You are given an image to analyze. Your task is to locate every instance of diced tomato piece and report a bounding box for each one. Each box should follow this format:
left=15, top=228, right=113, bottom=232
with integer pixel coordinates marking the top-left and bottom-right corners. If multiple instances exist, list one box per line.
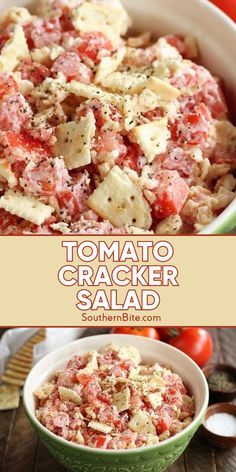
left=115, top=412, right=129, bottom=433
left=0, top=207, right=43, bottom=234
left=163, top=373, right=187, bottom=394
left=172, top=63, right=228, bottom=119
left=76, top=99, right=122, bottom=129
left=76, top=100, right=103, bottom=125
left=20, top=157, right=70, bottom=196
left=120, top=360, right=135, bottom=371
left=163, top=386, right=183, bottom=408
left=57, top=369, right=78, bottom=387
left=110, top=365, right=127, bottom=378
left=28, top=125, right=56, bottom=147
left=0, top=73, right=19, bottom=100
left=66, top=355, right=85, bottom=370
left=156, top=415, right=173, bottom=434
left=129, top=391, right=144, bottom=410
left=57, top=190, right=80, bottom=219
left=196, top=79, right=228, bottom=119
left=93, top=131, right=126, bottom=164
left=57, top=171, right=91, bottom=219
left=74, top=32, right=113, bottom=65
left=53, top=412, right=70, bottom=430
left=72, top=173, right=91, bottom=209
left=0, top=131, right=50, bottom=163
left=58, top=5, right=75, bottom=32
left=22, top=22, right=35, bottom=49
left=165, top=35, right=187, bottom=57
left=143, top=107, right=165, bottom=121
left=16, top=60, right=50, bottom=86
left=83, top=382, right=102, bottom=403
left=11, top=160, right=27, bottom=181
left=0, top=93, right=33, bottom=133
left=51, top=52, right=92, bottom=83
left=0, top=28, right=11, bottom=50
left=29, top=17, right=61, bottom=48
left=94, top=435, right=110, bottom=449
left=76, top=371, right=95, bottom=386
left=0, top=208, right=19, bottom=233
left=156, top=148, right=195, bottom=179
left=171, top=103, right=213, bottom=147
left=116, top=143, right=141, bottom=172
left=151, top=170, right=189, bottom=219
left=97, top=406, right=118, bottom=425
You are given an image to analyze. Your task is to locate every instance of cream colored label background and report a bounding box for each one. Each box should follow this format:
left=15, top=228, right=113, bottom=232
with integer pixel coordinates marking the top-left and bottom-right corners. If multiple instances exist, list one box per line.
left=0, top=236, right=234, bottom=326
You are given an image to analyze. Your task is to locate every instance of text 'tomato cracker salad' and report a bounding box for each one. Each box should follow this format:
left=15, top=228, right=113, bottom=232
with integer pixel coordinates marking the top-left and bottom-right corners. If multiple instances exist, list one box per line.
left=0, top=0, right=235, bottom=234
left=35, top=343, right=195, bottom=449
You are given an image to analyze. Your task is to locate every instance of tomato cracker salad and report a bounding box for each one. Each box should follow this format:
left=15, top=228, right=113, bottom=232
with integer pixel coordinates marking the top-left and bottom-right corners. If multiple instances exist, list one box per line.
left=0, top=0, right=235, bottom=235
left=35, top=344, right=195, bottom=449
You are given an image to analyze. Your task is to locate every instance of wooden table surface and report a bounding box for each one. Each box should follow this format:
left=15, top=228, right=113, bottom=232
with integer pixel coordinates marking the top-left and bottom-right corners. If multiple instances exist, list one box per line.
left=0, top=328, right=236, bottom=472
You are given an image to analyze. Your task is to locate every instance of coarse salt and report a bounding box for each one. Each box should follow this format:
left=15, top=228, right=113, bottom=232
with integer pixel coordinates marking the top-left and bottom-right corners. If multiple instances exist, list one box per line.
left=206, top=413, right=236, bottom=437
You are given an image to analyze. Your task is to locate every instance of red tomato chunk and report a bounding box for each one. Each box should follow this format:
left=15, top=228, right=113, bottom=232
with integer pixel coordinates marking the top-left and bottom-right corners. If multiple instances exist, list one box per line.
left=151, top=170, right=189, bottom=219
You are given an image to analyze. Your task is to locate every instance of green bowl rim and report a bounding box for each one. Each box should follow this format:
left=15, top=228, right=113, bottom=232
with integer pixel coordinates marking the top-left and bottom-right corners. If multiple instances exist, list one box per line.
left=23, top=334, right=209, bottom=456
left=200, top=198, right=236, bottom=234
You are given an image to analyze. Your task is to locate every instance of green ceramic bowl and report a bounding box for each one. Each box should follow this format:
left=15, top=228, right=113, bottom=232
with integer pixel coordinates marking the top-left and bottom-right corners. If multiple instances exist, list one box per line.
left=23, top=334, right=209, bottom=472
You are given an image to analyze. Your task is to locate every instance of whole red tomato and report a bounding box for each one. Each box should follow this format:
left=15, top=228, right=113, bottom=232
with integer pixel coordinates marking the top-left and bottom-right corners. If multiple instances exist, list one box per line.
left=158, top=327, right=185, bottom=342
left=170, top=328, right=213, bottom=367
left=210, top=0, right=236, bottom=22
left=111, top=327, right=160, bottom=340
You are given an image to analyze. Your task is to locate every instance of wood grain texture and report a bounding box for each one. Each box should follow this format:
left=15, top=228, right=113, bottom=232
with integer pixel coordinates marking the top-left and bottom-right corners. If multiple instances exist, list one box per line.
left=1, top=402, right=38, bottom=472
left=0, top=328, right=236, bottom=472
